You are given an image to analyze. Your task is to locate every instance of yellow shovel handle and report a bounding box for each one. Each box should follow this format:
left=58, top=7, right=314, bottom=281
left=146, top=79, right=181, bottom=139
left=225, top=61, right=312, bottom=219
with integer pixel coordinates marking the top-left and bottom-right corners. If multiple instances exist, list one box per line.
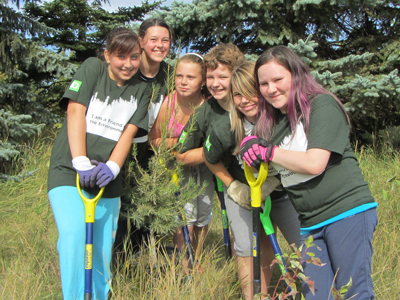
left=244, top=162, right=268, bottom=208
left=76, top=174, right=105, bottom=223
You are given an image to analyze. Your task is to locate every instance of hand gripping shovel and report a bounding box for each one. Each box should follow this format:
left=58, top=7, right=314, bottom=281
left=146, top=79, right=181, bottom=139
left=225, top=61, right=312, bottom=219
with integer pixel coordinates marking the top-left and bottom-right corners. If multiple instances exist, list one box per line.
left=215, top=176, right=232, bottom=261
left=244, top=162, right=268, bottom=296
left=76, top=174, right=105, bottom=300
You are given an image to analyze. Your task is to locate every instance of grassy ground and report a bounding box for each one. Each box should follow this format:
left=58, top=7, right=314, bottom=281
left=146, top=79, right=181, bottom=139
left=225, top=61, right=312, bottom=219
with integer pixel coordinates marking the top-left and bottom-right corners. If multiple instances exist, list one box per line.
left=0, top=136, right=398, bottom=299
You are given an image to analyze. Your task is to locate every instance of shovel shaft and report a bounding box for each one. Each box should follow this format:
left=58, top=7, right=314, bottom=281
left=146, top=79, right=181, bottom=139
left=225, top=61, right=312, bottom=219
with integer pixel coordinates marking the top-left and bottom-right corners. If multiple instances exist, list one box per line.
left=216, top=177, right=232, bottom=260
left=252, top=207, right=261, bottom=295
left=268, top=233, right=288, bottom=275
left=182, top=224, right=195, bottom=269
left=84, top=223, right=93, bottom=296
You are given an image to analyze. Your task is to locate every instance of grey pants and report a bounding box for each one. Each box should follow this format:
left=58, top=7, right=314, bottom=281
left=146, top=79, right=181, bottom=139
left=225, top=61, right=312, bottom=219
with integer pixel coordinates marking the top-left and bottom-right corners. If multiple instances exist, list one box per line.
left=224, top=188, right=300, bottom=257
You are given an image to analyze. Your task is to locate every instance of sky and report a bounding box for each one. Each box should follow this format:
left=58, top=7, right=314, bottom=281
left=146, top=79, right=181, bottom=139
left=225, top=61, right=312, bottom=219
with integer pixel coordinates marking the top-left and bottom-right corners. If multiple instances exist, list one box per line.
left=9, top=0, right=192, bottom=12
left=101, top=0, right=192, bottom=12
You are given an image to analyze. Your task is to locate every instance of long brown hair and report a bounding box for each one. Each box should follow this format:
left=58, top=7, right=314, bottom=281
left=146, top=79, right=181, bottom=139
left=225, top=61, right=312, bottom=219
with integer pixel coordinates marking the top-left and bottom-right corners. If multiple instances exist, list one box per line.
left=106, top=27, right=140, bottom=56
left=230, top=61, right=258, bottom=155
left=254, top=45, right=350, bottom=140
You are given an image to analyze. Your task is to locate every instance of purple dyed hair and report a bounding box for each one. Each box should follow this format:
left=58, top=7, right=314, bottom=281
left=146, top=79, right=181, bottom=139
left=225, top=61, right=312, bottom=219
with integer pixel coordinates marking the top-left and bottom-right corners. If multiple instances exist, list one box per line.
left=254, top=45, right=349, bottom=140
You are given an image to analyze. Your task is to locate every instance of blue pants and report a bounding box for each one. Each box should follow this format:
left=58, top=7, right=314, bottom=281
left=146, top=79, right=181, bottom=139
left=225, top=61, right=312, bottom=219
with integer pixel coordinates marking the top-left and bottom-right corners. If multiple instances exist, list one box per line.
left=49, top=186, right=120, bottom=300
left=301, top=209, right=378, bottom=300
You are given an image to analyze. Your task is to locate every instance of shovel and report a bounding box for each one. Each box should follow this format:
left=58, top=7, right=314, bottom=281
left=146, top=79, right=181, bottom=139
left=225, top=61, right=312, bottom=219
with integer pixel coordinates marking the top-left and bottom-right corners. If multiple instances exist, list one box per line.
left=215, top=176, right=232, bottom=261
left=76, top=174, right=105, bottom=300
left=244, top=162, right=268, bottom=296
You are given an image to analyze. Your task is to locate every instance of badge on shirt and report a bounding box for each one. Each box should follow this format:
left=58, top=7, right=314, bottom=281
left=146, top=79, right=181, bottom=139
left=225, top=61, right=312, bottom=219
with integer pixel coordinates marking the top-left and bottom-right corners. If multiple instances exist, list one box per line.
left=179, top=131, right=187, bottom=144
left=205, top=135, right=212, bottom=151
left=69, top=80, right=82, bottom=92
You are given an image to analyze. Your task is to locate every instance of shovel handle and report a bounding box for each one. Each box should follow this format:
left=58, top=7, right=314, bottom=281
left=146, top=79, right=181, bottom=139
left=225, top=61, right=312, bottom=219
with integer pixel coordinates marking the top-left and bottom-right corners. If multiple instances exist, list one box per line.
left=243, top=162, right=268, bottom=208
left=76, top=174, right=105, bottom=223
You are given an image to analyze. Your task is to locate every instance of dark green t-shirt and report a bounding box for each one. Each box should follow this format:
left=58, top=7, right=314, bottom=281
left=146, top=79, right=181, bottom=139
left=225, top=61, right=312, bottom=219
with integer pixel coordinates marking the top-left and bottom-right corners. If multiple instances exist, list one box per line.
left=48, top=57, right=150, bottom=198
left=178, top=97, right=229, bottom=153
left=270, top=93, right=375, bottom=227
left=203, top=113, right=246, bottom=183
left=133, top=61, right=172, bottom=142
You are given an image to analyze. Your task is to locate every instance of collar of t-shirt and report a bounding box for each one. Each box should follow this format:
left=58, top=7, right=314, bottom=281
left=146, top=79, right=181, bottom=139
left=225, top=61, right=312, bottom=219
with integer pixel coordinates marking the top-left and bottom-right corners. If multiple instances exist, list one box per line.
left=243, top=118, right=255, bottom=136
left=139, top=70, right=156, bottom=82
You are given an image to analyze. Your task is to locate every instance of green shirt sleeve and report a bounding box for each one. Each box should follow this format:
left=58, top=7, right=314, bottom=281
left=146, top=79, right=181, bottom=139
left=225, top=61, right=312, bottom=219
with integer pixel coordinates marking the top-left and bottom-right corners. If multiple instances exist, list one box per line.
left=178, top=105, right=206, bottom=153
left=308, top=94, right=350, bottom=155
left=204, top=118, right=233, bottom=164
left=60, top=57, right=102, bottom=110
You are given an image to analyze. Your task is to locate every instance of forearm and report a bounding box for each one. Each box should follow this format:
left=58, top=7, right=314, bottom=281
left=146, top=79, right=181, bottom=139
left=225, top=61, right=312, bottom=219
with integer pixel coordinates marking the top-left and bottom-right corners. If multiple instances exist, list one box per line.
left=67, top=100, right=87, bottom=158
left=272, top=147, right=331, bottom=175
left=176, top=147, right=205, bottom=166
left=204, top=160, right=234, bottom=188
left=109, top=124, right=139, bottom=167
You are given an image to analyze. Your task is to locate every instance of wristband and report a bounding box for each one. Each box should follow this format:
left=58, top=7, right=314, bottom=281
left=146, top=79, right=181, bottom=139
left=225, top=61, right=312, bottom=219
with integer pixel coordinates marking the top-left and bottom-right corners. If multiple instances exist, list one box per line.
left=106, top=161, right=120, bottom=179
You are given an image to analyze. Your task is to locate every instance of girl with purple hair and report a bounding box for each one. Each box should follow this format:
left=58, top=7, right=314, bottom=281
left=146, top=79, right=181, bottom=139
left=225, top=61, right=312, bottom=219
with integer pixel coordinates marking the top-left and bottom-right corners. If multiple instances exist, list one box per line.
left=240, top=45, right=377, bottom=299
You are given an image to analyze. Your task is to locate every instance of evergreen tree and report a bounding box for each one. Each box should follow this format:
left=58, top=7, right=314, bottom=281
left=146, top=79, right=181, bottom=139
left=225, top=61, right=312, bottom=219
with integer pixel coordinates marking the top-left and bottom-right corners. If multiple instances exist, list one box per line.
left=0, top=1, right=76, bottom=180
left=124, top=117, right=205, bottom=256
left=156, top=0, right=400, bottom=144
left=1, top=0, right=162, bottom=179
left=24, top=0, right=161, bottom=63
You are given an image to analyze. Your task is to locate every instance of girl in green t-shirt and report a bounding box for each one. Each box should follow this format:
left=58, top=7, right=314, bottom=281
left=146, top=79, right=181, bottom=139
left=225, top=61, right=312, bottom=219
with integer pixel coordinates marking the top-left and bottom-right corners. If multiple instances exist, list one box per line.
left=48, top=28, right=149, bottom=300
left=115, top=18, right=174, bottom=257
left=204, top=61, right=299, bottom=299
left=132, top=18, right=173, bottom=146
left=241, top=45, right=377, bottom=300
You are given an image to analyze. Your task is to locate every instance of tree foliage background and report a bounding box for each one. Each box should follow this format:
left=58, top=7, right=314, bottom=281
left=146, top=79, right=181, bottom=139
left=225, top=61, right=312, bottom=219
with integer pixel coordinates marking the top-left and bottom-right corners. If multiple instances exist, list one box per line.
left=156, top=0, right=400, bottom=144
left=1, top=0, right=400, bottom=180
left=0, top=0, right=159, bottom=179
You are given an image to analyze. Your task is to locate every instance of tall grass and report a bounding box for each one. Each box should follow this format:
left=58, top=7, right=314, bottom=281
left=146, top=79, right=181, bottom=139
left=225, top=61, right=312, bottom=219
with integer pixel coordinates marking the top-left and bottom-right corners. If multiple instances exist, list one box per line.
left=0, top=136, right=398, bottom=299
left=357, top=147, right=400, bottom=298
left=0, top=133, right=61, bottom=299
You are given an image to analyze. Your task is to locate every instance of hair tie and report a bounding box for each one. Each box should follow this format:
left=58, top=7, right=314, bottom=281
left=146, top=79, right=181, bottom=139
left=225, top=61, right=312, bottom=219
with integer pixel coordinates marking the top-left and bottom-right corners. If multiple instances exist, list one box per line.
left=181, top=52, right=204, bottom=61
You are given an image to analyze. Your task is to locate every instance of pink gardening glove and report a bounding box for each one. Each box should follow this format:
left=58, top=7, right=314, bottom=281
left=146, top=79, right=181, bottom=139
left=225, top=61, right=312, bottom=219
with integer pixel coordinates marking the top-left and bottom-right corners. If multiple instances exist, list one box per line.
left=240, top=136, right=277, bottom=167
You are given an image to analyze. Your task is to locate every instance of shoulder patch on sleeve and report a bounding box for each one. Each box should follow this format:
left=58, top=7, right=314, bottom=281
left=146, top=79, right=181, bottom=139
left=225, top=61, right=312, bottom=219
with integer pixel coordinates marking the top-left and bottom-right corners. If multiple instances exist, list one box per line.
left=179, top=131, right=187, bottom=144
left=205, top=135, right=212, bottom=151
left=69, top=80, right=82, bottom=92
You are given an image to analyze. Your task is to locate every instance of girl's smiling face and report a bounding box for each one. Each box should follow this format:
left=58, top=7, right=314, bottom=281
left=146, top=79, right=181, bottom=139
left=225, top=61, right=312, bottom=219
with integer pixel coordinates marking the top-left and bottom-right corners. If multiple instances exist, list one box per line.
left=175, top=61, right=204, bottom=99
left=233, top=90, right=259, bottom=123
left=257, top=60, right=292, bottom=113
left=206, top=63, right=232, bottom=101
left=140, top=26, right=171, bottom=64
left=105, top=44, right=141, bottom=86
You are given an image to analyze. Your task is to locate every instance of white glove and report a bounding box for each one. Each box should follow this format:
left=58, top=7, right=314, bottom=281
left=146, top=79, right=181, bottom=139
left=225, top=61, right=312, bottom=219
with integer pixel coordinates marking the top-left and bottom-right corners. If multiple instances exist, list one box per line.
left=72, top=156, right=96, bottom=187
left=261, top=176, right=281, bottom=200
